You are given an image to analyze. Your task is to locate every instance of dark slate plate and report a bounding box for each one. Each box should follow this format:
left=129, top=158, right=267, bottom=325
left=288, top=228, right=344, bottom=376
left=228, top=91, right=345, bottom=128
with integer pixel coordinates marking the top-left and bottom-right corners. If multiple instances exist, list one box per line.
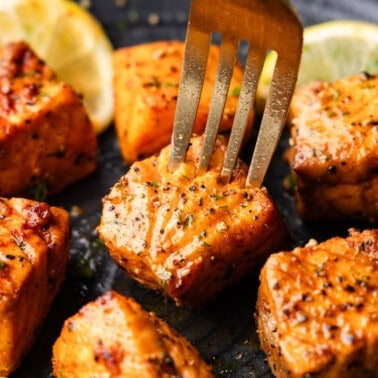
left=10, top=1, right=377, bottom=377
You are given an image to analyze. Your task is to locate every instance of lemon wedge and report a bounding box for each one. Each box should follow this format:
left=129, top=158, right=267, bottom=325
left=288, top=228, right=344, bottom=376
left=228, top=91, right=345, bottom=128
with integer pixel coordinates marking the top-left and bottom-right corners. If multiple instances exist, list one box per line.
left=256, top=20, right=378, bottom=112
left=0, top=0, right=114, bottom=133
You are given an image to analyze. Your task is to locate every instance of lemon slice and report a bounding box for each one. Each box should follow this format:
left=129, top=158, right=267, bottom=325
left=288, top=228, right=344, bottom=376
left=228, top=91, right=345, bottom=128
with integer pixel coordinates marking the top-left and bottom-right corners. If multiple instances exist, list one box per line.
left=256, top=20, right=378, bottom=112
left=0, top=0, right=114, bottom=133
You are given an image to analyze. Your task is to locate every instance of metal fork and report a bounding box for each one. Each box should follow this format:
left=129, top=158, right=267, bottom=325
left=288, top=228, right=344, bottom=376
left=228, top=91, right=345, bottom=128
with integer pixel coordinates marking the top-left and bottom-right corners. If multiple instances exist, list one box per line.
left=169, top=0, right=302, bottom=187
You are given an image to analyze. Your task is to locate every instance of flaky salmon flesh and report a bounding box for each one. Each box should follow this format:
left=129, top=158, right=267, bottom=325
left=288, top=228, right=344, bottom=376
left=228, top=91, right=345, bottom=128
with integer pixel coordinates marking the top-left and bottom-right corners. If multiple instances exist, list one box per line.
left=98, top=135, right=288, bottom=306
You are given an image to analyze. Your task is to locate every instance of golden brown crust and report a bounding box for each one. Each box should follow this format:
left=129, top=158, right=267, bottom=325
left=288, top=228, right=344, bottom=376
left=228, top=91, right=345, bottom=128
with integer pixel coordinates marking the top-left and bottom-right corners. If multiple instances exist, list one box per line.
left=113, top=40, right=253, bottom=164
left=286, top=73, right=378, bottom=222
left=0, top=41, right=97, bottom=197
left=256, top=228, right=378, bottom=378
left=98, top=135, right=288, bottom=306
left=52, top=290, right=214, bottom=378
left=0, top=197, right=70, bottom=376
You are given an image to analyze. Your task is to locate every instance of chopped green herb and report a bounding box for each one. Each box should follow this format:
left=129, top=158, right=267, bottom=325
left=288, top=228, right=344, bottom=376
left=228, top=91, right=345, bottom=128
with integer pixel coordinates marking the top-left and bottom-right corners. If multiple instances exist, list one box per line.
left=198, top=230, right=211, bottom=247
left=283, top=173, right=296, bottom=194
left=147, top=180, right=159, bottom=188
left=330, top=88, right=340, bottom=100
left=12, top=232, right=26, bottom=250
left=143, top=76, right=179, bottom=88
left=91, top=238, right=105, bottom=249
left=0, top=261, right=6, bottom=270
left=160, top=81, right=179, bottom=88
left=37, top=92, right=49, bottom=99
left=105, top=220, right=128, bottom=226
left=201, top=241, right=211, bottom=248
left=229, top=86, right=241, bottom=96
left=30, top=182, right=48, bottom=201
left=157, top=266, right=172, bottom=288
left=77, top=257, right=93, bottom=279
left=184, top=213, right=194, bottom=227
left=198, top=230, right=207, bottom=240
left=210, top=193, right=224, bottom=201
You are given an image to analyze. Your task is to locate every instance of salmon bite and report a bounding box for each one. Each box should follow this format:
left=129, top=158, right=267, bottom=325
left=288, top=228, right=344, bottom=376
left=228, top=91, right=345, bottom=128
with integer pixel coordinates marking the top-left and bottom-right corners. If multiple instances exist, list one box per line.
left=98, top=135, right=288, bottom=306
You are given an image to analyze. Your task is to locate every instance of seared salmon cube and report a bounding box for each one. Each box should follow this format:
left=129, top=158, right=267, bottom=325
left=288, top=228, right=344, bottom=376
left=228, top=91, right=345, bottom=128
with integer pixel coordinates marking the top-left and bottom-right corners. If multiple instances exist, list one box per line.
left=0, top=41, right=97, bottom=197
left=113, top=40, right=253, bottom=163
left=286, top=72, right=378, bottom=223
left=0, top=197, right=69, bottom=376
left=256, top=228, right=378, bottom=378
left=98, top=135, right=288, bottom=306
left=52, top=290, right=213, bottom=377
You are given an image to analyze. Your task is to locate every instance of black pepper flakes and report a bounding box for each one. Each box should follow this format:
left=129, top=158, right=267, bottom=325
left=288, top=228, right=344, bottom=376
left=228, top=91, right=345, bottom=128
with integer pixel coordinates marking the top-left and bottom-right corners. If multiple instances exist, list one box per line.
left=361, top=71, right=373, bottom=80
left=272, top=282, right=280, bottom=290
left=328, top=165, right=337, bottom=174
left=282, top=308, right=290, bottom=316
left=243, top=192, right=253, bottom=201
left=344, top=284, right=355, bottom=293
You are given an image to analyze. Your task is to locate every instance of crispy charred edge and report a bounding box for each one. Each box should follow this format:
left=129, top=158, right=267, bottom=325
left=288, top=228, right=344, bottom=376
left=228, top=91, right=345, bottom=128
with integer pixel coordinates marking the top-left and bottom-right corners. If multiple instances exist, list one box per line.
left=0, top=197, right=56, bottom=235
left=0, top=197, right=64, bottom=269
left=0, top=41, right=55, bottom=80
left=146, top=314, right=184, bottom=376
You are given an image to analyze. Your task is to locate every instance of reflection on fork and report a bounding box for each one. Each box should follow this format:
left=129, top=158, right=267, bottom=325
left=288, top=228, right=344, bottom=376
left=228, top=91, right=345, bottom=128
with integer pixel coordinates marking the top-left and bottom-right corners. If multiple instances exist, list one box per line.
left=169, top=0, right=302, bottom=187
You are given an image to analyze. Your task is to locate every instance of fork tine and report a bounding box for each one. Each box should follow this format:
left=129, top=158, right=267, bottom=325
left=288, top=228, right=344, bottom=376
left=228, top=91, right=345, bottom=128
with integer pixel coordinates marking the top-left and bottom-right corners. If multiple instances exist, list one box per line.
left=220, top=47, right=266, bottom=183
left=170, top=28, right=211, bottom=168
left=246, top=57, right=298, bottom=187
left=170, top=0, right=302, bottom=184
left=197, top=37, right=239, bottom=174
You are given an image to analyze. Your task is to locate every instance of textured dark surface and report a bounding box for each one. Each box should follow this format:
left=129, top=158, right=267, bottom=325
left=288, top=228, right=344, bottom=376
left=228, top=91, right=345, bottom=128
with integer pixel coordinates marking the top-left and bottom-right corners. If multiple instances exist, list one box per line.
left=10, top=1, right=377, bottom=377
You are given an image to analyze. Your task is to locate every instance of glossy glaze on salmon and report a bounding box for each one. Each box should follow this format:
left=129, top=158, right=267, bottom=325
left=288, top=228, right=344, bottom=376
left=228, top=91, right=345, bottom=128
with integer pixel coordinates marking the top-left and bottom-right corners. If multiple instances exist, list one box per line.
left=52, top=290, right=214, bottom=378
left=0, top=41, right=97, bottom=197
left=0, top=197, right=70, bottom=376
left=113, top=40, right=253, bottom=163
left=98, top=135, right=288, bottom=306
left=256, top=228, right=378, bottom=378
left=286, top=72, right=378, bottom=222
